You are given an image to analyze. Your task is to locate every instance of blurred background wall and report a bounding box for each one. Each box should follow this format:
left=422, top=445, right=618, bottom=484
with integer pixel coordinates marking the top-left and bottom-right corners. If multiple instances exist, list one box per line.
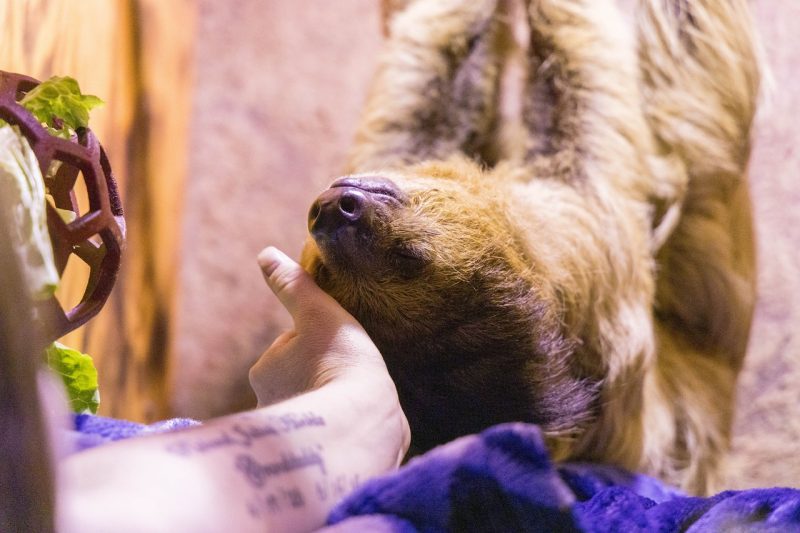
left=2, top=0, right=798, bottom=490
left=172, top=0, right=383, bottom=416
left=726, top=1, right=800, bottom=490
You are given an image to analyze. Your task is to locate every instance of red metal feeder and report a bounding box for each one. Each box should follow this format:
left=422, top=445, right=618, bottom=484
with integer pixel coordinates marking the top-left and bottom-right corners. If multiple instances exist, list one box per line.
left=0, top=71, right=125, bottom=342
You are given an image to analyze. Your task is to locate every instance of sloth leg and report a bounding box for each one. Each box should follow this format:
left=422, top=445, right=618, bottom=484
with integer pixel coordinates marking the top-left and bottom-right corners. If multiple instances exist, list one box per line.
left=638, top=0, right=761, bottom=181
left=640, top=0, right=761, bottom=364
left=523, top=0, right=659, bottom=195
left=347, top=0, right=505, bottom=172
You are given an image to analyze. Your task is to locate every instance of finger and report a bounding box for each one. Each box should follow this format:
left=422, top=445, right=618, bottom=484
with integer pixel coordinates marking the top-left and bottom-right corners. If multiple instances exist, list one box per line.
left=266, top=329, right=296, bottom=353
left=257, top=246, right=327, bottom=322
left=250, top=330, right=295, bottom=379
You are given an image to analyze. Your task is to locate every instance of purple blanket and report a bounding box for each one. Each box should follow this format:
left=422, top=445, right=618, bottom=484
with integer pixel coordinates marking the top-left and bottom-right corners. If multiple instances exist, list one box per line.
left=71, top=413, right=200, bottom=451
left=74, top=416, right=800, bottom=531
left=326, top=424, right=800, bottom=532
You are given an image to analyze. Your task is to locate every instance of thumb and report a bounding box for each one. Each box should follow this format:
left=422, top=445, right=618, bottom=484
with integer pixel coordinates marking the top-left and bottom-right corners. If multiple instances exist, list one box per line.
left=257, top=246, right=326, bottom=323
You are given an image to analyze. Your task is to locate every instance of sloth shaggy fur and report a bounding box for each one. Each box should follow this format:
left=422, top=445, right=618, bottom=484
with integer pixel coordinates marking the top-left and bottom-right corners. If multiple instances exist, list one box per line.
left=300, top=0, right=761, bottom=495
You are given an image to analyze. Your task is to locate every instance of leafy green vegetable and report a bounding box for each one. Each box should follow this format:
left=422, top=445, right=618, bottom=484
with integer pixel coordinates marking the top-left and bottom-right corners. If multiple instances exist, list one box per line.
left=45, top=342, right=100, bottom=414
left=0, top=124, right=59, bottom=299
left=19, top=76, right=103, bottom=139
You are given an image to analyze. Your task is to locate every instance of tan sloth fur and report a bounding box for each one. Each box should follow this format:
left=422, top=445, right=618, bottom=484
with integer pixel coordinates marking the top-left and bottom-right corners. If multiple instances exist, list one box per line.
left=300, top=0, right=761, bottom=495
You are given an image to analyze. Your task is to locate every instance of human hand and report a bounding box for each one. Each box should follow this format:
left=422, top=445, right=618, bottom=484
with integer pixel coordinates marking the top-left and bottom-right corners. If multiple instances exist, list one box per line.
left=250, top=246, right=391, bottom=407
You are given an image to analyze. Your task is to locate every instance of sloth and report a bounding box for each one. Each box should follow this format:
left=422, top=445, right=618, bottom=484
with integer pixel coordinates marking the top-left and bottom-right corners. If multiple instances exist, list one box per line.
left=300, top=0, right=760, bottom=495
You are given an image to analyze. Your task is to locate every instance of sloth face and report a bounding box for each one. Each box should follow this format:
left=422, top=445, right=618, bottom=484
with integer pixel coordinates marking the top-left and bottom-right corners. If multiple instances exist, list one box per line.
left=300, top=160, right=597, bottom=451
left=302, top=162, right=529, bottom=347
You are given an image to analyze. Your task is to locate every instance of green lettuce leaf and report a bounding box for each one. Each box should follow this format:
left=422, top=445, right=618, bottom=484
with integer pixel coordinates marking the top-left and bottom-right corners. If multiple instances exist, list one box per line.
left=0, top=124, right=59, bottom=299
left=45, top=342, right=100, bottom=414
left=19, top=76, right=103, bottom=139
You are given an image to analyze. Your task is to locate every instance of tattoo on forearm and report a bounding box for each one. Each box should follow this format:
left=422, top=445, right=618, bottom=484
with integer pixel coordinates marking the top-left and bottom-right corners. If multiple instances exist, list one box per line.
left=236, top=446, right=326, bottom=488
left=160, top=409, right=370, bottom=521
left=246, top=486, right=308, bottom=518
left=165, top=411, right=325, bottom=456
left=245, top=474, right=364, bottom=519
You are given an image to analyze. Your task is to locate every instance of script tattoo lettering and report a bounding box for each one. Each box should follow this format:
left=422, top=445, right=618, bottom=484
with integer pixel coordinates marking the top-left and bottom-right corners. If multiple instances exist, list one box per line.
left=165, top=411, right=325, bottom=456
left=236, top=446, right=326, bottom=489
left=278, top=411, right=325, bottom=431
left=246, top=486, right=308, bottom=518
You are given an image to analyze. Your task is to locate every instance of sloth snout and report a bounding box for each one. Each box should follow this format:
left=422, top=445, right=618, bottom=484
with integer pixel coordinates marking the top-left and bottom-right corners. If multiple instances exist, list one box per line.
left=308, top=176, right=406, bottom=239
left=329, top=176, right=406, bottom=202
left=308, top=186, right=371, bottom=237
left=336, top=189, right=366, bottom=221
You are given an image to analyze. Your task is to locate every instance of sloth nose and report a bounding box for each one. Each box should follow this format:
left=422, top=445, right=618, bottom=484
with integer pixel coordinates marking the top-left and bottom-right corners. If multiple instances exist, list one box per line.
left=329, top=176, right=405, bottom=201
left=308, top=187, right=369, bottom=235
left=335, top=189, right=366, bottom=221
left=308, top=176, right=405, bottom=238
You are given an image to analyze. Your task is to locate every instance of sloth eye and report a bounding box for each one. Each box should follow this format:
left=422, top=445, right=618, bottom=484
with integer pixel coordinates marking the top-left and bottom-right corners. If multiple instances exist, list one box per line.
left=391, top=248, right=429, bottom=278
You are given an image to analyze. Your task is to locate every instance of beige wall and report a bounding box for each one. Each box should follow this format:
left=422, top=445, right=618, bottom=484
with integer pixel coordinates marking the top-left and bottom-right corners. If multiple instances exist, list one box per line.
left=172, top=1, right=383, bottom=416
left=173, top=1, right=800, bottom=489
left=727, top=2, right=800, bottom=489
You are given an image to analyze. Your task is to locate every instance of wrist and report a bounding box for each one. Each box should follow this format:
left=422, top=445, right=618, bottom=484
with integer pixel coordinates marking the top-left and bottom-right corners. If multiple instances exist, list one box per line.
left=325, top=369, right=410, bottom=464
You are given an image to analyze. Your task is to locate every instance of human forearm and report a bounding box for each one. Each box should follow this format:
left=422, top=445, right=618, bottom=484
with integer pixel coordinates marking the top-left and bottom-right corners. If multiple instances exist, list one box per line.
left=59, top=246, right=410, bottom=532
left=58, top=374, right=407, bottom=533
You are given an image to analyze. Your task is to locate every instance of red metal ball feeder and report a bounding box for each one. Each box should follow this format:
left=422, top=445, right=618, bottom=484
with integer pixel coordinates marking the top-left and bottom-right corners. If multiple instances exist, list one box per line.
left=0, top=71, right=125, bottom=342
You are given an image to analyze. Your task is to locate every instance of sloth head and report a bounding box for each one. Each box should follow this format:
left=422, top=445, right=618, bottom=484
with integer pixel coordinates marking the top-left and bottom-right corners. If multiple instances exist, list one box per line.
left=300, top=159, right=597, bottom=450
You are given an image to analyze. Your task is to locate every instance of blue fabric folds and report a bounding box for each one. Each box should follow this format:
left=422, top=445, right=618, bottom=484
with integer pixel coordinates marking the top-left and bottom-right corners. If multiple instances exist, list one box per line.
left=326, top=423, right=800, bottom=532
left=71, top=413, right=200, bottom=451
